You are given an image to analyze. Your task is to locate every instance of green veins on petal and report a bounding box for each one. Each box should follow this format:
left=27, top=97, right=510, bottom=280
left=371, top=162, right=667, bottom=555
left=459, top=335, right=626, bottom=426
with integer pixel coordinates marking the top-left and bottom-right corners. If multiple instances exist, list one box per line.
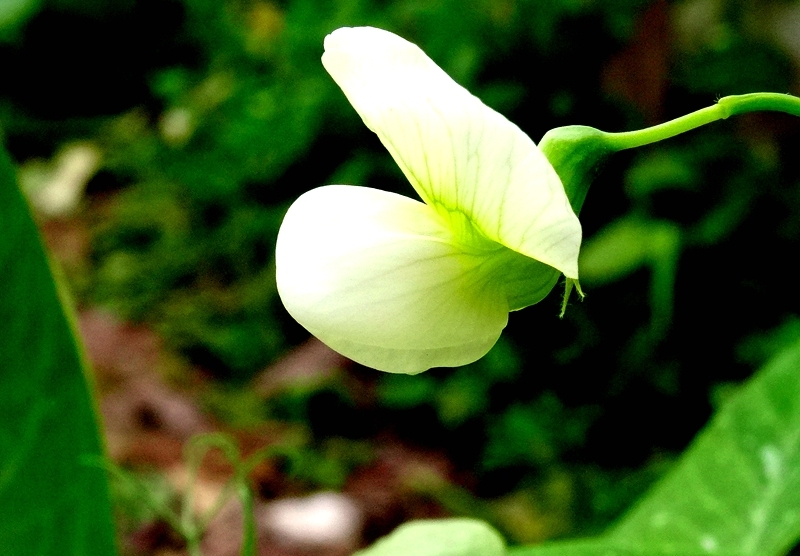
left=276, top=186, right=510, bottom=374
left=275, top=26, right=582, bottom=373
left=322, top=26, right=582, bottom=279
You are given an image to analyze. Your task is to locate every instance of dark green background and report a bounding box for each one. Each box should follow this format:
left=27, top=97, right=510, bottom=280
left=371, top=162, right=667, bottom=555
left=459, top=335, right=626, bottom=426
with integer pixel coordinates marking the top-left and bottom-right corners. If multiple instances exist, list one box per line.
left=1, top=0, right=799, bottom=545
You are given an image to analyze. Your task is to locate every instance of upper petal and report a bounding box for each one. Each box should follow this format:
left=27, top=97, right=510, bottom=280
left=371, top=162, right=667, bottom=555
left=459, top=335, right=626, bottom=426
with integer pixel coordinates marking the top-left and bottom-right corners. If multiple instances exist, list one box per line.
left=321, top=26, right=581, bottom=278
left=275, top=185, right=509, bottom=374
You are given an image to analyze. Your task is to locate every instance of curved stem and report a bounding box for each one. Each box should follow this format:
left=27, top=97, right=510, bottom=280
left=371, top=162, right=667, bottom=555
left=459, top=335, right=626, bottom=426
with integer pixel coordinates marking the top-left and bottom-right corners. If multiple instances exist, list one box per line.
left=604, top=92, right=800, bottom=151
left=186, top=537, right=203, bottom=556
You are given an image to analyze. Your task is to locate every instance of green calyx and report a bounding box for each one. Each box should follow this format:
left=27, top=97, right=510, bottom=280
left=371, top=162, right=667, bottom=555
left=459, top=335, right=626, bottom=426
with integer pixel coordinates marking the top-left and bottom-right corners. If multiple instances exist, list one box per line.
left=539, top=92, right=800, bottom=315
left=541, top=93, right=800, bottom=216
left=539, top=125, right=615, bottom=216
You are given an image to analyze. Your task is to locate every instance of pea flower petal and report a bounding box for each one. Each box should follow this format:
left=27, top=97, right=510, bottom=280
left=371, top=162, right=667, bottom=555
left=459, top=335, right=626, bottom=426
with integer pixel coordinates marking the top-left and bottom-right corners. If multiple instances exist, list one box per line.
left=277, top=27, right=583, bottom=373
left=321, top=26, right=581, bottom=278
left=276, top=185, right=509, bottom=374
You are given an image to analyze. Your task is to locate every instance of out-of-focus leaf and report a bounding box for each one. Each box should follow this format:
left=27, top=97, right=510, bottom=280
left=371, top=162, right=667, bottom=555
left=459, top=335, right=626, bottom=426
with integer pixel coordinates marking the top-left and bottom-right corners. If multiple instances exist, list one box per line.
left=579, top=216, right=680, bottom=338
left=355, top=518, right=506, bottom=556
left=436, top=372, right=488, bottom=428
left=678, top=39, right=793, bottom=95
left=483, top=395, right=592, bottom=470
left=624, top=150, right=699, bottom=198
left=0, top=146, right=117, bottom=554
left=378, top=373, right=438, bottom=408
left=737, top=317, right=800, bottom=368
left=0, top=0, right=41, bottom=38
left=579, top=217, right=680, bottom=286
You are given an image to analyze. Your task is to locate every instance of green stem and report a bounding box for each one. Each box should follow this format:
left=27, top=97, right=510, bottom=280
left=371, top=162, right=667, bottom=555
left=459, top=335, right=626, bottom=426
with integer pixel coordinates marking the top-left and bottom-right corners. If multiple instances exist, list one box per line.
left=239, top=483, right=257, bottom=556
left=605, top=92, right=800, bottom=151
left=186, top=536, right=203, bottom=556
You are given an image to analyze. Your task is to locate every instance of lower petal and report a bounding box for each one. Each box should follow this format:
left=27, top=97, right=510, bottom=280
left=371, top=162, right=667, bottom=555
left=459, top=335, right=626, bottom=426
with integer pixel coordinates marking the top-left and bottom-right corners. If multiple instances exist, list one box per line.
left=275, top=185, right=509, bottom=374
left=309, top=331, right=501, bottom=376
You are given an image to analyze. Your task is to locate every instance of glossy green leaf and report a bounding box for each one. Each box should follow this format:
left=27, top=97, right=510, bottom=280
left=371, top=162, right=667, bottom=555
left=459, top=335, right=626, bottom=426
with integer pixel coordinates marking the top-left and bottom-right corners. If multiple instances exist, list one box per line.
left=510, top=337, right=800, bottom=556
left=509, top=539, right=738, bottom=556
left=0, top=147, right=117, bottom=554
left=607, top=337, right=800, bottom=556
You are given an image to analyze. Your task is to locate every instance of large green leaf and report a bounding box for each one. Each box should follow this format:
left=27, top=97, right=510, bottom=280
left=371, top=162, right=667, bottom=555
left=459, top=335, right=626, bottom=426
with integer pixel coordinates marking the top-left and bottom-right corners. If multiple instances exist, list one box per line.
left=606, top=337, right=800, bottom=555
left=510, top=540, right=736, bottom=556
left=0, top=147, right=117, bottom=554
left=510, top=337, right=800, bottom=556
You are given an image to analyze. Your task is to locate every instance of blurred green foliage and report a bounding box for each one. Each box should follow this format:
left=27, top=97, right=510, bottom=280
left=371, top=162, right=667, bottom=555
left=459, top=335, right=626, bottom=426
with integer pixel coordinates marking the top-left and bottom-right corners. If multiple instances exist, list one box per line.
left=1, top=0, right=800, bottom=546
left=0, top=0, right=40, bottom=39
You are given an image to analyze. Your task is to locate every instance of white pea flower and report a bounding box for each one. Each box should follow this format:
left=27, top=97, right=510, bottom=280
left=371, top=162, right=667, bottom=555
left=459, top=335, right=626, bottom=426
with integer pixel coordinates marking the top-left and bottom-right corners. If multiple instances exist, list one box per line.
left=276, top=27, right=581, bottom=374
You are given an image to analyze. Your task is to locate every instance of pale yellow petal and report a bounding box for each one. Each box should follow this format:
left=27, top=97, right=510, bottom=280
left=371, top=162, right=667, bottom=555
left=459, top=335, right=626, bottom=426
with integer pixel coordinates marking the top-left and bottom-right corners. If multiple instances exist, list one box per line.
left=322, top=26, right=581, bottom=278
left=275, top=185, right=508, bottom=374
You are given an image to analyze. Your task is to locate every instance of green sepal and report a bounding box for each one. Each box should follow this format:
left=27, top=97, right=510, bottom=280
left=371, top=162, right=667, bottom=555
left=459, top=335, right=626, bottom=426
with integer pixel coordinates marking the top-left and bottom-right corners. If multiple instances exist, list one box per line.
left=538, top=125, right=616, bottom=215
